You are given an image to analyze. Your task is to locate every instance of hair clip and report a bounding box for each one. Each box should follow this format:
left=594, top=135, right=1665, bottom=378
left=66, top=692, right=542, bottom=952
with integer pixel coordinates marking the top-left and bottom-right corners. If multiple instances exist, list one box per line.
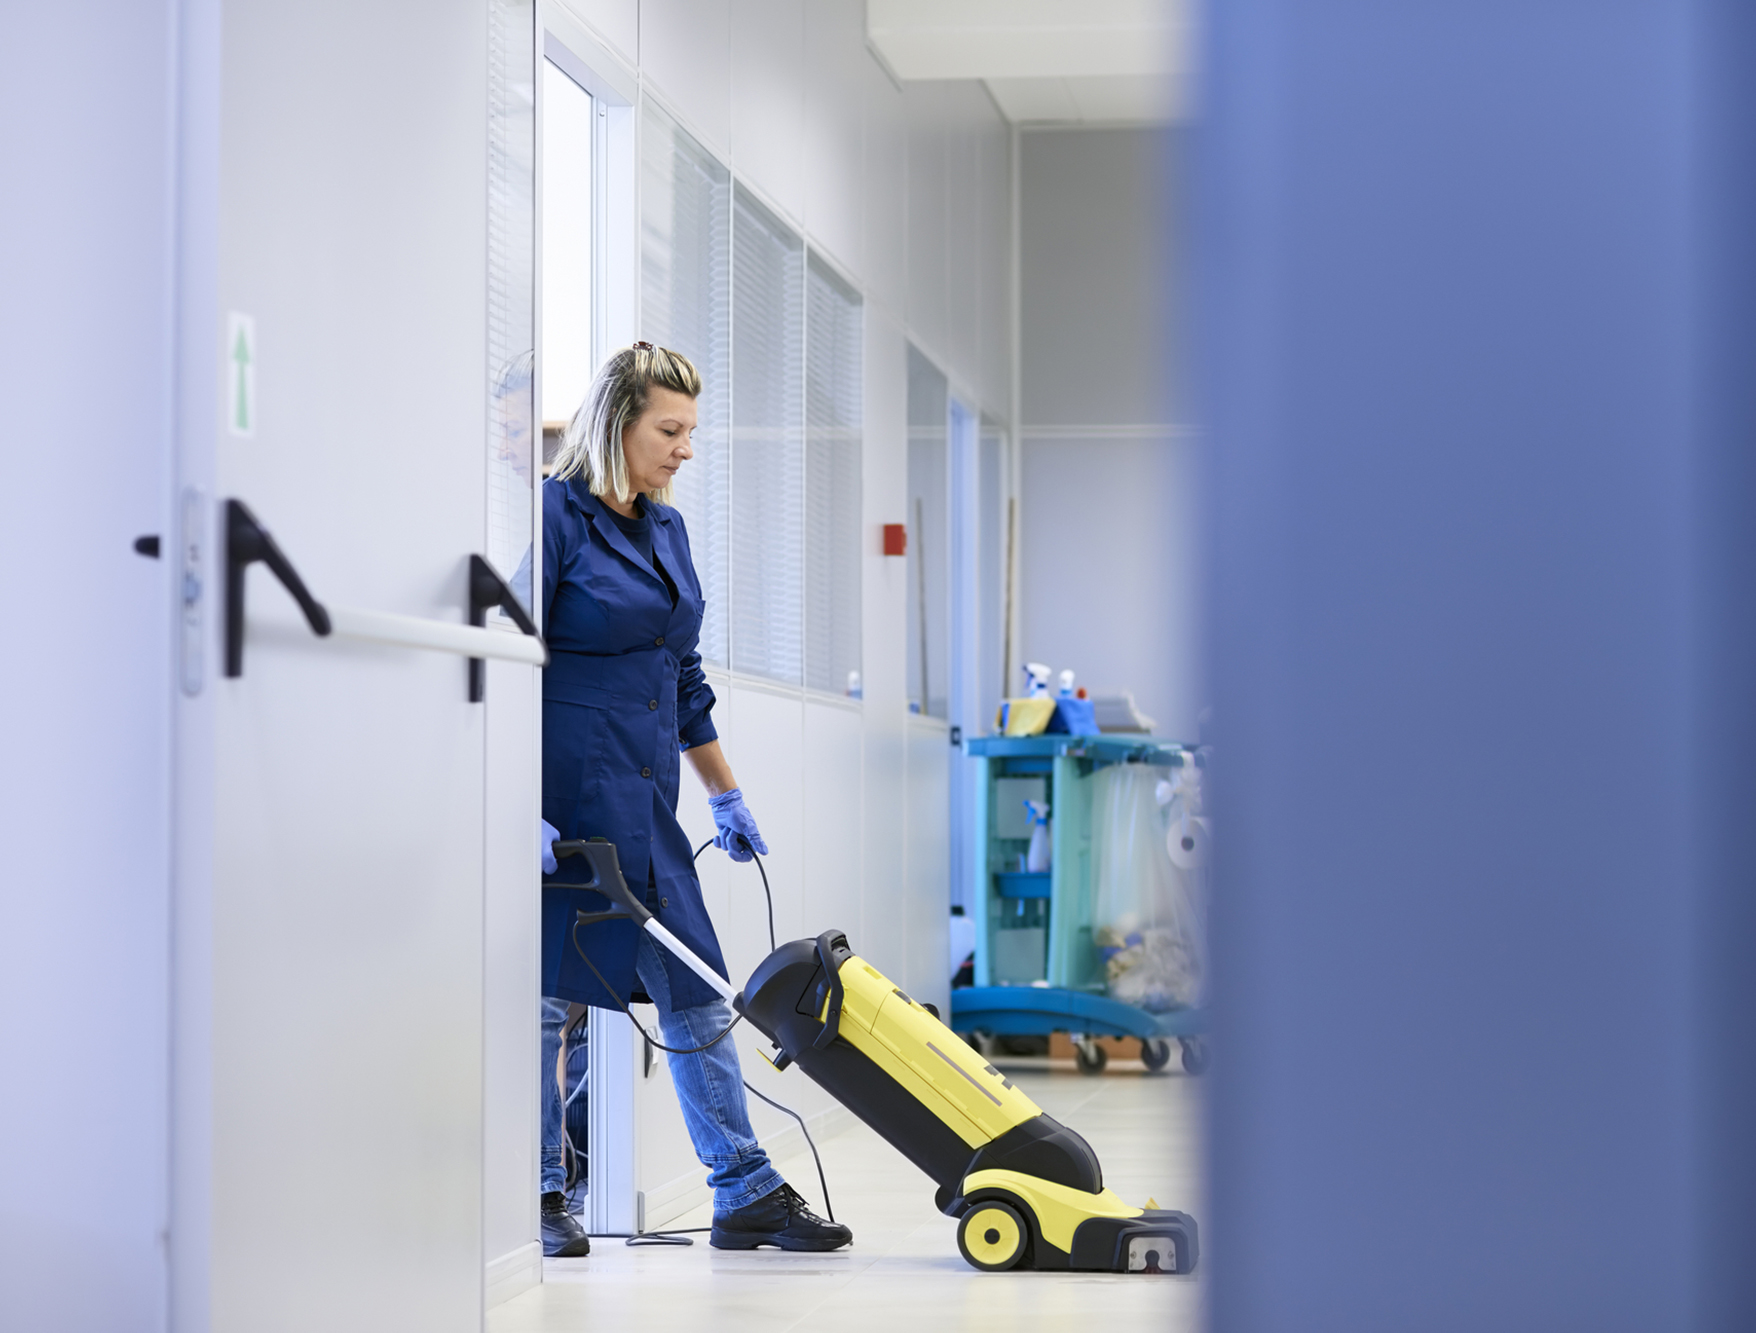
left=631, top=340, right=655, bottom=352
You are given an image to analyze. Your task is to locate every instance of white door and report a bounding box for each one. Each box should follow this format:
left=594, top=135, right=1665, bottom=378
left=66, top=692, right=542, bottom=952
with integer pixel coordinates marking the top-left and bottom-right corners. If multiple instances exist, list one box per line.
left=174, top=2, right=541, bottom=1327
left=2, top=6, right=178, bottom=1330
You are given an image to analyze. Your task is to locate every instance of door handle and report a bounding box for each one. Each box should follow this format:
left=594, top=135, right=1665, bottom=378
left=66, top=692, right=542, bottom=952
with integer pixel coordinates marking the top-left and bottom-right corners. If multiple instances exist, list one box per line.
left=224, top=499, right=544, bottom=695
left=225, top=498, right=331, bottom=677
left=467, top=554, right=542, bottom=702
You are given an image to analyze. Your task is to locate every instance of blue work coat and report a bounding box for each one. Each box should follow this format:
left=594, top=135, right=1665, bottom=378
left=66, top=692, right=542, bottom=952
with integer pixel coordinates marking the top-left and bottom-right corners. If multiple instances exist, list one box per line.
left=539, top=475, right=729, bottom=1012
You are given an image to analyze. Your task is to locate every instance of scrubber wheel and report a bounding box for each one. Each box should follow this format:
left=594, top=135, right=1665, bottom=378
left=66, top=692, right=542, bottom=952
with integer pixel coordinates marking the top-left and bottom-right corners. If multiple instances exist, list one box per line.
left=957, top=1199, right=1030, bottom=1272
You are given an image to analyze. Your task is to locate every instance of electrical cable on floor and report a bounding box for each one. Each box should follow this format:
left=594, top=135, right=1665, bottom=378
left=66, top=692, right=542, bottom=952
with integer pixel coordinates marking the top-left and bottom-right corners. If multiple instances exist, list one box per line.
left=583, top=1228, right=708, bottom=1246
left=559, top=839, right=838, bottom=1241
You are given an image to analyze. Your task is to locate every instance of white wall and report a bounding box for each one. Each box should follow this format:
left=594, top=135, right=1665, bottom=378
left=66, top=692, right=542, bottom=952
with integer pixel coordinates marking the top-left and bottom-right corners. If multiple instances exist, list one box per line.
left=906, top=82, right=1012, bottom=419
left=0, top=5, right=177, bottom=1329
left=482, top=658, right=541, bottom=1290
left=1020, top=127, right=1178, bottom=427
left=1020, top=434, right=1201, bottom=738
left=1016, top=126, right=1201, bottom=738
left=547, top=0, right=1010, bottom=1226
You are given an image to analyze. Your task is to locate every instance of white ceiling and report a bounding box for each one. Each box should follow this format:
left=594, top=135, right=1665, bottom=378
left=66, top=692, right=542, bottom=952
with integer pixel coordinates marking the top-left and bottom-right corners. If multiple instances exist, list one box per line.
left=866, top=0, right=1190, bottom=126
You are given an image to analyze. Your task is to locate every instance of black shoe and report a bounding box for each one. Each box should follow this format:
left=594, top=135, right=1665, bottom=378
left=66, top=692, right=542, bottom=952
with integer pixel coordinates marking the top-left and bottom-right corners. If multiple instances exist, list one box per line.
left=710, top=1183, right=852, bottom=1252
left=541, top=1192, right=591, bottom=1257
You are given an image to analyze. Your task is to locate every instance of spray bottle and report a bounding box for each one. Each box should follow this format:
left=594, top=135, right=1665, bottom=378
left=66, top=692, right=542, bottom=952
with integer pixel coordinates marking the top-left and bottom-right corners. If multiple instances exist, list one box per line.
left=1023, top=662, right=1052, bottom=698
left=1024, top=799, right=1052, bottom=873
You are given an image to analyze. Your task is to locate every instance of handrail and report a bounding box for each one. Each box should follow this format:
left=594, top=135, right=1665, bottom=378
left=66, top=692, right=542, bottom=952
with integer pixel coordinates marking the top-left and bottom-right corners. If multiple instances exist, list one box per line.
left=226, top=498, right=331, bottom=677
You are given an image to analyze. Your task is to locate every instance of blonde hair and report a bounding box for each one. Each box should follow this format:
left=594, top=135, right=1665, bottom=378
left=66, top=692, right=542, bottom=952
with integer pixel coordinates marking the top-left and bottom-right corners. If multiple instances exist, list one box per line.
left=551, top=343, right=702, bottom=505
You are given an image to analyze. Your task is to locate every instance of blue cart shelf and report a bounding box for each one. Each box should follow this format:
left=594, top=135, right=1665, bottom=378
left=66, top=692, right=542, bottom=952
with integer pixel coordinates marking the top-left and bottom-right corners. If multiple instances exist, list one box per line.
left=950, top=733, right=1210, bottom=1075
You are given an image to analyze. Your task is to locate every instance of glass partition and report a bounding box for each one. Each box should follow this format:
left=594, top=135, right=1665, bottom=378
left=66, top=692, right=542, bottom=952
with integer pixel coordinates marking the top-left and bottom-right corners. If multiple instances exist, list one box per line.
left=487, top=0, right=536, bottom=612
left=541, top=58, right=594, bottom=426
left=642, top=102, right=732, bottom=665
left=730, top=184, right=805, bottom=685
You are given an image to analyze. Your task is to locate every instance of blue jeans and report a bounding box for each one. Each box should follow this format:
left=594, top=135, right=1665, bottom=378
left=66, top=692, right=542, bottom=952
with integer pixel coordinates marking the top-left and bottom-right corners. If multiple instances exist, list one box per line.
left=633, top=931, right=783, bottom=1212
left=539, top=936, right=782, bottom=1212
left=540, top=997, right=575, bottom=1196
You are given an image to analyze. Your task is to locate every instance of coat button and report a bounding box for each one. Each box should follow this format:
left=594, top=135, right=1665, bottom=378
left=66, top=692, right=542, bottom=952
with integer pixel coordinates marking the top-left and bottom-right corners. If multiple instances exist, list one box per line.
left=641, top=766, right=652, bottom=778
left=648, top=699, right=658, bottom=710
left=654, top=636, right=665, bottom=646
left=660, top=897, right=669, bottom=909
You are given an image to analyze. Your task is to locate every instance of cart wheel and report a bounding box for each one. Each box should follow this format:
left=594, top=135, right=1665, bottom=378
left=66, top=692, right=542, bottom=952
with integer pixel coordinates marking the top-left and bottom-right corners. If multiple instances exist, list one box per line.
left=1140, top=1038, right=1174, bottom=1072
left=957, top=1200, right=1030, bottom=1272
left=1180, top=1036, right=1210, bottom=1075
left=1074, top=1039, right=1109, bottom=1076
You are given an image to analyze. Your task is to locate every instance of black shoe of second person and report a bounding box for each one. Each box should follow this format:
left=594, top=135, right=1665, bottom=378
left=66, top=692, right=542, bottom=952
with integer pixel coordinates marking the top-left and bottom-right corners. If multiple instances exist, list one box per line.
left=541, top=1192, right=592, bottom=1257
left=709, top=1183, right=852, bottom=1252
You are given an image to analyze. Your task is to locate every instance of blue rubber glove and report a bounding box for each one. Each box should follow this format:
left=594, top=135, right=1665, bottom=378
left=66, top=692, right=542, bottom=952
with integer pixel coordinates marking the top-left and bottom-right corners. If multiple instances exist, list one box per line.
left=708, top=788, right=768, bottom=862
left=541, top=819, right=560, bottom=875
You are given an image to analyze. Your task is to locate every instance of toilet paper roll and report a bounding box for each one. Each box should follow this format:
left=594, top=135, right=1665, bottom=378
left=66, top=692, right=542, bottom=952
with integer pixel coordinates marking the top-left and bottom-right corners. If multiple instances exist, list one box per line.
left=1166, top=815, right=1211, bottom=870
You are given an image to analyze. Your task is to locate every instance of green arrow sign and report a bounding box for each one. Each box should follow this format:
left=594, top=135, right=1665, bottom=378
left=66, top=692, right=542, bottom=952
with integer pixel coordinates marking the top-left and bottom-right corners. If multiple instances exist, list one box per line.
left=232, top=328, right=251, bottom=431
left=227, top=312, right=256, bottom=437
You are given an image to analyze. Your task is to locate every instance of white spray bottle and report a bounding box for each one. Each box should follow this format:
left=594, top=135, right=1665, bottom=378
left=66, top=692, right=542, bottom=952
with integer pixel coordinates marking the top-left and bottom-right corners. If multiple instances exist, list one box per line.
left=1024, top=799, right=1052, bottom=873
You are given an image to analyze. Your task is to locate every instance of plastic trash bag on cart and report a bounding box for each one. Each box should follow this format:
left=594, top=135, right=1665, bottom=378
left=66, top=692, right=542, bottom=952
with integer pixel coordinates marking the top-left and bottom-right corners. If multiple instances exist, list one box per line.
left=1090, top=763, right=1208, bottom=1011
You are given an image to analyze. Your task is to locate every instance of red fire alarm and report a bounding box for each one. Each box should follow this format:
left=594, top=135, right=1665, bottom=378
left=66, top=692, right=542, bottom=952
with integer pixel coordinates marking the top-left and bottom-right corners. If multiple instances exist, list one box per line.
left=882, top=523, right=908, bottom=556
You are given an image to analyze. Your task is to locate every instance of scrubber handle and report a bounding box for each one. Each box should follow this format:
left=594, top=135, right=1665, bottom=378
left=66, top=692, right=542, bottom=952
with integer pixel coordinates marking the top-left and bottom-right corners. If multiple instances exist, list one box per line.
left=547, top=839, right=737, bottom=1004
left=549, top=839, right=652, bottom=925
left=811, top=930, right=852, bottom=1049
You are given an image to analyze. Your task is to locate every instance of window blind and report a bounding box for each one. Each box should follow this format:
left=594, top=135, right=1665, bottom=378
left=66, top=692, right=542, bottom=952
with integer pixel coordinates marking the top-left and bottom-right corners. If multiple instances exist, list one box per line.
left=805, top=253, right=862, bottom=695
left=641, top=101, right=731, bottom=665
left=541, top=60, right=593, bottom=425
left=730, top=184, right=805, bottom=685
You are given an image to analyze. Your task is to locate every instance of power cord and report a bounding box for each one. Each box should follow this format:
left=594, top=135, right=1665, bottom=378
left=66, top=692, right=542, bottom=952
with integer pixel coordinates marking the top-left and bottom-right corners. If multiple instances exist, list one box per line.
left=570, top=920, right=746, bottom=1055
left=560, top=836, right=837, bottom=1243
left=742, top=1077, right=835, bottom=1225
left=694, top=836, right=778, bottom=952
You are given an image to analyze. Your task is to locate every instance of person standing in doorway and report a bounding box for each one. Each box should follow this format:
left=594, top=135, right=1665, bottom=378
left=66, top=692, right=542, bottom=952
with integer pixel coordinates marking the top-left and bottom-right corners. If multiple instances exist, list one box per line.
left=536, top=343, right=851, bottom=1258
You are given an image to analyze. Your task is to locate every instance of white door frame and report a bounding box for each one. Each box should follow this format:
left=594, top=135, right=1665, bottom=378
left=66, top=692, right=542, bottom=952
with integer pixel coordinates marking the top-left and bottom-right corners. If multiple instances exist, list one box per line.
left=537, top=4, right=642, bottom=1239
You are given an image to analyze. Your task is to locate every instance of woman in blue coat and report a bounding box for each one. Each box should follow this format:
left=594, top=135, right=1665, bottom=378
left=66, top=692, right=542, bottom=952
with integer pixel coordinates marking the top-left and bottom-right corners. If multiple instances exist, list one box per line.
left=536, top=343, right=851, bottom=1257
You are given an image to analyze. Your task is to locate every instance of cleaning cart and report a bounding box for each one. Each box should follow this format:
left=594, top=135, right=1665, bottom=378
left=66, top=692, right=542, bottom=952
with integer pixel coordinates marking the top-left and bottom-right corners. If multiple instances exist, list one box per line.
left=952, top=735, right=1210, bottom=1075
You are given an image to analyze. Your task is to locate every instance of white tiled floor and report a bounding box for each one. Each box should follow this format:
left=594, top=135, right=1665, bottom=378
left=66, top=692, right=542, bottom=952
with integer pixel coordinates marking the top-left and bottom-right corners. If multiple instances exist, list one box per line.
left=491, top=1060, right=1206, bottom=1333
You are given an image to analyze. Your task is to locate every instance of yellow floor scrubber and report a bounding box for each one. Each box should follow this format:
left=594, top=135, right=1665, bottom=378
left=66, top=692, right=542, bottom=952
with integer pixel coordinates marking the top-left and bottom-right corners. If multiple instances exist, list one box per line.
left=552, top=840, right=1199, bottom=1275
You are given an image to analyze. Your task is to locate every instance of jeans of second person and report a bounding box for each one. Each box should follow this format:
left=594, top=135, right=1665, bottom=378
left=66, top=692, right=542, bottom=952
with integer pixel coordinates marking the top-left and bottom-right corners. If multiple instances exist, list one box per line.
left=540, top=997, right=573, bottom=1196
left=633, top=931, right=784, bottom=1213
